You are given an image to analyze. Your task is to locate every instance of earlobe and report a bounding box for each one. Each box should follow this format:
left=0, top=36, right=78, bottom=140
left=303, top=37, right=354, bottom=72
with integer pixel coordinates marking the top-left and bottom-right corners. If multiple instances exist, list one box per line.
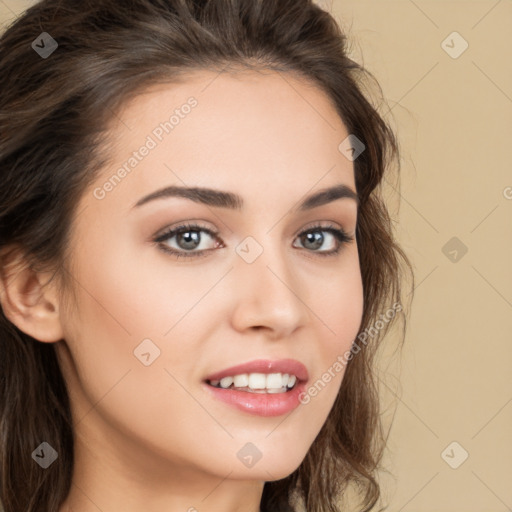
left=0, top=247, right=64, bottom=343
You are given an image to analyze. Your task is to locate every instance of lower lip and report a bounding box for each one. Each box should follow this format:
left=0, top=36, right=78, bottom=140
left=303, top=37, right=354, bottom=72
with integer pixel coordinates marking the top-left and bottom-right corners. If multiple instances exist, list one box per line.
left=203, top=381, right=307, bottom=417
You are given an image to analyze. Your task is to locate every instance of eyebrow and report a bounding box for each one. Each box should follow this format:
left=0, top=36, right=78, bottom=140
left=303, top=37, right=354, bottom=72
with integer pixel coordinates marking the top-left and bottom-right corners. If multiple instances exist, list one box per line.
left=132, top=183, right=359, bottom=211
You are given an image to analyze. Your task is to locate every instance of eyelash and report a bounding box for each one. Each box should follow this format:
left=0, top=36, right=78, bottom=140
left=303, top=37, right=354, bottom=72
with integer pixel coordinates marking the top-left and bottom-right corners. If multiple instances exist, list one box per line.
left=153, top=222, right=355, bottom=260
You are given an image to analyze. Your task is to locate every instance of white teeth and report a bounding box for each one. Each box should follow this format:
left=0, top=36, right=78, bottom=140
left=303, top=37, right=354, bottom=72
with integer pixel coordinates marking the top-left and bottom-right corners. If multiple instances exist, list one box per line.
left=219, top=376, right=233, bottom=389
left=266, top=373, right=283, bottom=388
left=248, top=373, right=267, bottom=389
left=233, top=374, right=249, bottom=388
left=209, top=372, right=299, bottom=391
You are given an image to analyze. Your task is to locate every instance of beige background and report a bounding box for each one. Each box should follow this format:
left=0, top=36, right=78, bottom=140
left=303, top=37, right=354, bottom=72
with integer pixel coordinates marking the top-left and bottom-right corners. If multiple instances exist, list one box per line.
left=324, top=2, right=512, bottom=511
left=1, top=1, right=511, bottom=511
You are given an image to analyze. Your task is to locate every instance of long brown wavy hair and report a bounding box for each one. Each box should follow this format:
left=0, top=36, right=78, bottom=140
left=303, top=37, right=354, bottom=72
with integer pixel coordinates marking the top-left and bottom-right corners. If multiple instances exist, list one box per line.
left=0, top=1, right=413, bottom=511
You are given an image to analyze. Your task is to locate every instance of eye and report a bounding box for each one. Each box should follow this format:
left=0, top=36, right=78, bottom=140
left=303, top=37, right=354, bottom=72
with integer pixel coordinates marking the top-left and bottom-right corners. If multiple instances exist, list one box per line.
left=292, top=224, right=354, bottom=257
left=153, top=222, right=354, bottom=260
left=153, top=222, right=222, bottom=259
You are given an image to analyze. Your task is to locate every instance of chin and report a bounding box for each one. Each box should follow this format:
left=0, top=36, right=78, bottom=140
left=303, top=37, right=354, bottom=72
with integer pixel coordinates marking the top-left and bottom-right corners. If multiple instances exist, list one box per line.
left=241, top=454, right=306, bottom=481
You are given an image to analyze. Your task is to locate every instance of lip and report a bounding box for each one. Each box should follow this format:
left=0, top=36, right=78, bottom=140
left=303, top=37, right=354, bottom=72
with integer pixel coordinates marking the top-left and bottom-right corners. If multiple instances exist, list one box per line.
left=204, top=358, right=309, bottom=383
left=202, top=358, right=309, bottom=418
left=202, top=379, right=307, bottom=417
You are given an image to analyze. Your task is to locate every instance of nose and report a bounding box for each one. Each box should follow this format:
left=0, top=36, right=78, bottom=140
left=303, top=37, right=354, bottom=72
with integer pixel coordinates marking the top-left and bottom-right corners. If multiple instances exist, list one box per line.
left=229, top=241, right=310, bottom=339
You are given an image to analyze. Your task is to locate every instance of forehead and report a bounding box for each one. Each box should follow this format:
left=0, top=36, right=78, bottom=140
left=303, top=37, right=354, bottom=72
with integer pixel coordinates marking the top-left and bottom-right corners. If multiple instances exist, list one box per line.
left=115, top=67, right=343, bottom=128
left=87, top=68, right=355, bottom=213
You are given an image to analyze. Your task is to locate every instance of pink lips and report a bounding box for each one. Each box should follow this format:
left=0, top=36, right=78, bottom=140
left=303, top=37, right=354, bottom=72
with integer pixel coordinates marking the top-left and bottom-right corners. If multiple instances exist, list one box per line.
left=204, top=358, right=309, bottom=383
left=203, top=359, right=310, bottom=417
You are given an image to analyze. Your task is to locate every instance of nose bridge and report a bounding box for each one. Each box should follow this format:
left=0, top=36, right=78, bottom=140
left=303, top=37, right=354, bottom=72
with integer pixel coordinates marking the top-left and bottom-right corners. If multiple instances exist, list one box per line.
left=229, top=233, right=309, bottom=336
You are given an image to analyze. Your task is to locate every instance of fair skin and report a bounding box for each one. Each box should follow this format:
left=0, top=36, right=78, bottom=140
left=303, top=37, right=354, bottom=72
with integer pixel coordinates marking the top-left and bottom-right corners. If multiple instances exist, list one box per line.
left=0, top=69, right=363, bottom=511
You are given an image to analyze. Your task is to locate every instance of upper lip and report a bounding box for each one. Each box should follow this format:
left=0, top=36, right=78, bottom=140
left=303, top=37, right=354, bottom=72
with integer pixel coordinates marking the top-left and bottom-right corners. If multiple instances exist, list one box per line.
left=204, top=359, right=309, bottom=383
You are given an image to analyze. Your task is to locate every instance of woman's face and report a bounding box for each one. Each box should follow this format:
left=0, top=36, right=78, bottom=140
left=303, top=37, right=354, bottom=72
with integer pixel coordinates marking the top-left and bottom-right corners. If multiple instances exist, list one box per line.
left=56, top=69, right=363, bottom=486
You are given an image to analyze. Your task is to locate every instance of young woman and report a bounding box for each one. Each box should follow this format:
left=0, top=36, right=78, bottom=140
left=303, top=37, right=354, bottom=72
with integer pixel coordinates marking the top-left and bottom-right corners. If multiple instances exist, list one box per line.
left=0, top=1, right=413, bottom=511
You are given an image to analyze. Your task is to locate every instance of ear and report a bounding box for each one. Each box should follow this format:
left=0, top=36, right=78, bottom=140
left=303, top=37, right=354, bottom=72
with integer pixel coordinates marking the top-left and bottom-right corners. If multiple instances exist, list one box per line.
left=0, top=246, right=64, bottom=343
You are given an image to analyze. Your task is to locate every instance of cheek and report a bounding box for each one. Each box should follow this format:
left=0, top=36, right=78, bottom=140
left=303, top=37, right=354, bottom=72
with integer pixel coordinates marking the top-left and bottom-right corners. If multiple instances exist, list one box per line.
left=300, top=251, right=363, bottom=405
left=67, top=226, right=219, bottom=339
left=59, top=247, right=216, bottom=464
left=314, top=251, right=364, bottom=351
